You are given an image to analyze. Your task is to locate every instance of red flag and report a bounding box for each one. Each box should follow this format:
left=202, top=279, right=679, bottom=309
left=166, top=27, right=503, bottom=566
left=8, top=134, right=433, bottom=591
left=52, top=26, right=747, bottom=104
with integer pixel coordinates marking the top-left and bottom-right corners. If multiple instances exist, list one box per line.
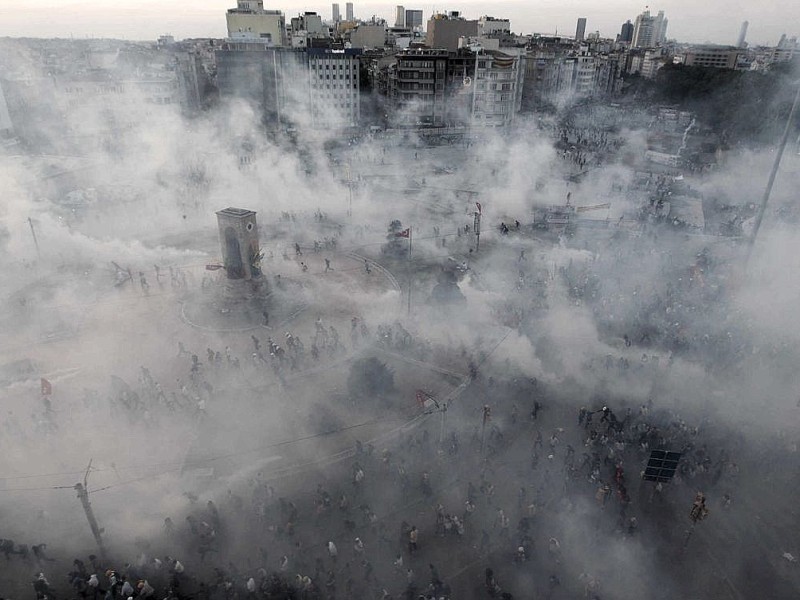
left=41, top=378, right=52, bottom=396
left=395, top=228, right=410, bottom=238
left=476, top=202, right=482, bottom=214
left=415, top=390, right=427, bottom=408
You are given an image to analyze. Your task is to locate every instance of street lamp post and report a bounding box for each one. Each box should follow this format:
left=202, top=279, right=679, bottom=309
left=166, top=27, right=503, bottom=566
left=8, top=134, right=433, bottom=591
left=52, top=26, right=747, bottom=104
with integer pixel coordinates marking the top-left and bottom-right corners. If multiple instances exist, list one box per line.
left=747, top=80, right=800, bottom=263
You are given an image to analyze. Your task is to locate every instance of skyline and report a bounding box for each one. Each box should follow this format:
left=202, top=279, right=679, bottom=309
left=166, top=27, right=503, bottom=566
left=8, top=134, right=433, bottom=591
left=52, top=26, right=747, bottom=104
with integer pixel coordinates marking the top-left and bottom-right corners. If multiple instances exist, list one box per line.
left=0, top=0, right=796, bottom=46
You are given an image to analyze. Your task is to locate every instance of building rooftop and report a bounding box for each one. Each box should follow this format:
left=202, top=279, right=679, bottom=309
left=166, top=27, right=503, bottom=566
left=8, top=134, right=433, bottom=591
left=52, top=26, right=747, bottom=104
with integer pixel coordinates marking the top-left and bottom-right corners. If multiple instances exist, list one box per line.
left=217, top=207, right=256, bottom=218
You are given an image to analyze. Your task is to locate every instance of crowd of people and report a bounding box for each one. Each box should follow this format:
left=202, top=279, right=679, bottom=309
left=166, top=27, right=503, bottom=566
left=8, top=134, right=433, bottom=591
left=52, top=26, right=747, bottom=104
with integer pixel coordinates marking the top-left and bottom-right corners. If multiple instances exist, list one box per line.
left=6, top=340, right=744, bottom=600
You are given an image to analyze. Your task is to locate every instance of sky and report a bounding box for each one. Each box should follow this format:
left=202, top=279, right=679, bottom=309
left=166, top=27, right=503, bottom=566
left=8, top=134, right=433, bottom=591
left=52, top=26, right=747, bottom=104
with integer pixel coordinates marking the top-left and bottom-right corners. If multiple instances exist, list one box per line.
left=0, top=0, right=796, bottom=46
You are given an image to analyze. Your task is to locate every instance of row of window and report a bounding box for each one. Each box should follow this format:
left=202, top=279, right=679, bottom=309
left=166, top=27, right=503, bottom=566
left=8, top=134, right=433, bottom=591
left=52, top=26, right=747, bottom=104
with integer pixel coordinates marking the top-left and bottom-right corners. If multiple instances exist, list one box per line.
left=311, top=63, right=357, bottom=71
left=398, top=71, right=435, bottom=80
left=400, top=93, right=436, bottom=102
left=313, top=102, right=356, bottom=109
left=312, top=83, right=358, bottom=90
left=476, top=82, right=514, bottom=91
left=399, top=60, right=437, bottom=68
left=315, top=73, right=354, bottom=80
left=477, top=71, right=515, bottom=80
left=474, top=93, right=513, bottom=102
left=398, top=82, right=435, bottom=90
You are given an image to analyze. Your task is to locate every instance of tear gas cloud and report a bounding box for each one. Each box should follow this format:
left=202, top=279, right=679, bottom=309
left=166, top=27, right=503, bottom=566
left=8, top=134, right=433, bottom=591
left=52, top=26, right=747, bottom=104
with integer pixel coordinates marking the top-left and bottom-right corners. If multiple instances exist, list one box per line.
left=1, top=35, right=800, bottom=600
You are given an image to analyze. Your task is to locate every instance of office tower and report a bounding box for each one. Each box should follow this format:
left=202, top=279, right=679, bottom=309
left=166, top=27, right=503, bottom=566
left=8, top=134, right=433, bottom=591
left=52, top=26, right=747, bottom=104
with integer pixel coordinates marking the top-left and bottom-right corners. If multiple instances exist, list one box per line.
left=737, top=21, right=748, bottom=48
left=576, top=17, right=587, bottom=41
left=620, top=20, right=633, bottom=43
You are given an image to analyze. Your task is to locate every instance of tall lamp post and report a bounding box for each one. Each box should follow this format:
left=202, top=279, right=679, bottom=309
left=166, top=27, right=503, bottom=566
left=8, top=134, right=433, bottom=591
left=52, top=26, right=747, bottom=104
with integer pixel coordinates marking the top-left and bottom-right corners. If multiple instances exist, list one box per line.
left=747, top=80, right=800, bottom=264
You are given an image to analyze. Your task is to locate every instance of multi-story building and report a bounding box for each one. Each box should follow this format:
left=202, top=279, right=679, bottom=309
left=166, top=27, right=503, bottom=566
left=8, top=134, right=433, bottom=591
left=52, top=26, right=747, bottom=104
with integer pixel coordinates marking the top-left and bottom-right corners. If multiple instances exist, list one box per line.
left=386, top=45, right=525, bottom=127
left=745, top=38, right=798, bottom=71
left=215, top=40, right=303, bottom=123
left=478, top=16, right=510, bottom=37
left=306, top=48, right=361, bottom=127
left=405, top=9, right=424, bottom=30
left=576, top=18, right=587, bottom=42
left=174, top=49, right=211, bottom=113
left=216, top=40, right=362, bottom=129
left=387, top=48, right=449, bottom=126
left=619, top=20, right=633, bottom=43
left=350, top=23, right=387, bottom=49
left=346, top=2, right=354, bottom=22
left=290, top=12, right=327, bottom=38
left=426, top=12, right=479, bottom=51
left=332, top=3, right=340, bottom=23
left=625, top=46, right=668, bottom=78
left=226, top=0, right=286, bottom=46
left=632, top=9, right=668, bottom=48
left=681, top=46, right=740, bottom=69
left=395, top=5, right=405, bottom=28
left=737, top=21, right=748, bottom=48
left=772, top=35, right=798, bottom=62
left=522, top=44, right=623, bottom=107
left=470, top=49, right=524, bottom=126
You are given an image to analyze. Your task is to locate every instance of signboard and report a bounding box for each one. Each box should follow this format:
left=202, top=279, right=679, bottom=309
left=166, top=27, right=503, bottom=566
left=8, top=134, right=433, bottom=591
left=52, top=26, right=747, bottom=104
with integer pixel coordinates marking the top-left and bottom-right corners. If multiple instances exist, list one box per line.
left=642, top=450, right=681, bottom=483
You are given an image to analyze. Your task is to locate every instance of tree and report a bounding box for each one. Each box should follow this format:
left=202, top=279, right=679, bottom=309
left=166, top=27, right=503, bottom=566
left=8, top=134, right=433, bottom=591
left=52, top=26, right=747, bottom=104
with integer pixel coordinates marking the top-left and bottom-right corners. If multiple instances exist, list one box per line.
left=381, top=219, right=409, bottom=258
left=649, top=62, right=800, bottom=144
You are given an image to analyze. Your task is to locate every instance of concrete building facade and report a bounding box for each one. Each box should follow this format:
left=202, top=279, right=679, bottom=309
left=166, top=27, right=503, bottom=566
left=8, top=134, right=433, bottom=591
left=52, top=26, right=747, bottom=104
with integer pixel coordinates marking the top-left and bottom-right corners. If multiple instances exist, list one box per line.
left=350, top=23, right=387, bottom=49
left=471, top=49, right=524, bottom=126
left=216, top=41, right=304, bottom=123
left=386, top=45, right=525, bottom=128
left=387, top=48, right=449, bottom=126
left=216, top=41, right=361, bottom=129
left=576, top=17, right=587, bottom=42
left=477, top=16, right=510, bottom=37
left=426, top=13, right=479, bottom=52
left=737, top=21, right=748, bottom=48
left=522, top=45, right=623, bottom=107
left=682, top=46, right=740, bottom=69
left=619, top=20, right=633, bottom=43
left=226, top=0, right=286, bottom=46
left=632, top=9, right=668, bottom=48
left=307, top=48, right=361, bottom=128
left=405, top=9, right=424, bottom=30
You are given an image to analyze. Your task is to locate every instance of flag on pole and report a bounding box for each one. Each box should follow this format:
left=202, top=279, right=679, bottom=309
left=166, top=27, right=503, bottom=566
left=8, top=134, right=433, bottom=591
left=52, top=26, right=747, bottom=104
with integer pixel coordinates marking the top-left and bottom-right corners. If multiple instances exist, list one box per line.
left=41, top=378, right=52, bottom=396
left=476, top=202, right=482, bottom=214
left=395, top=228, right=410, bottom=238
